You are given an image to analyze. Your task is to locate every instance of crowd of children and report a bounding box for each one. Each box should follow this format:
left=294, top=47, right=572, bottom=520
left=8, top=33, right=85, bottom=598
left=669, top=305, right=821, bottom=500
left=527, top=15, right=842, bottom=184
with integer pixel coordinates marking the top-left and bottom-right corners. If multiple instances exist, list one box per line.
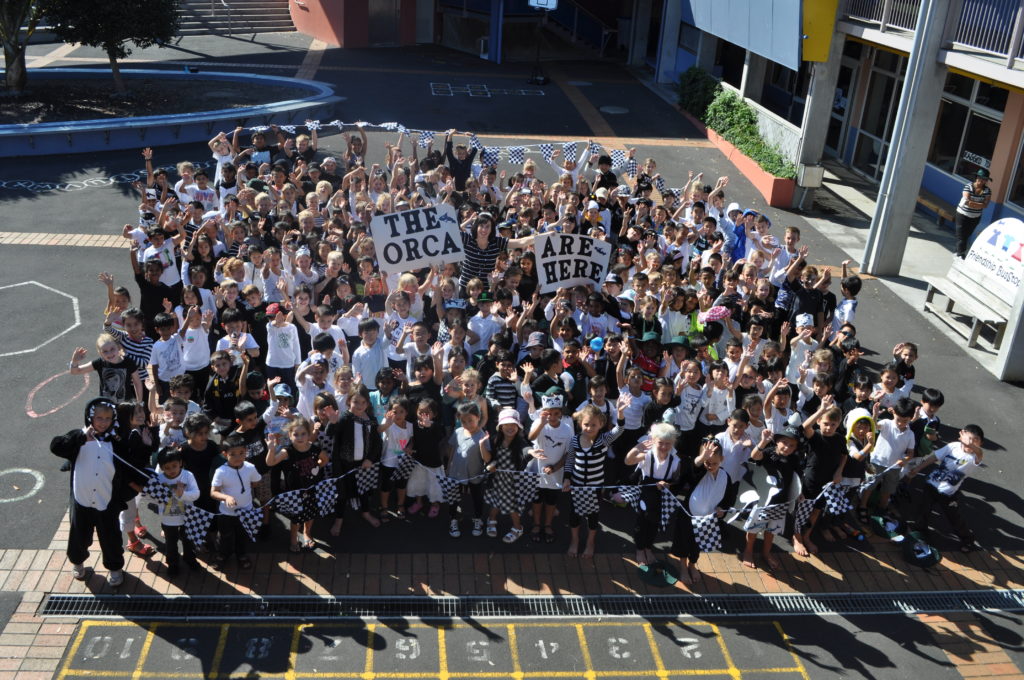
left=52, top=124, right=985, bottom=587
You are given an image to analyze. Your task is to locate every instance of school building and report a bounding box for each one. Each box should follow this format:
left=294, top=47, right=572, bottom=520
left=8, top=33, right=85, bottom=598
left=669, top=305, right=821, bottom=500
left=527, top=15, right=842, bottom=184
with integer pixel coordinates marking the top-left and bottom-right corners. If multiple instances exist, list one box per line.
left=643, top=0, right=1024, bottom=229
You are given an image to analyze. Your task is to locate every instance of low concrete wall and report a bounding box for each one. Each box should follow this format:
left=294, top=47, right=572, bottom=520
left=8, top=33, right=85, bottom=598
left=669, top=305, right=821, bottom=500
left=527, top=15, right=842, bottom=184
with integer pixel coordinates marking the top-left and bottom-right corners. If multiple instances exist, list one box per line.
left=0, top=69, right=343, bottom=158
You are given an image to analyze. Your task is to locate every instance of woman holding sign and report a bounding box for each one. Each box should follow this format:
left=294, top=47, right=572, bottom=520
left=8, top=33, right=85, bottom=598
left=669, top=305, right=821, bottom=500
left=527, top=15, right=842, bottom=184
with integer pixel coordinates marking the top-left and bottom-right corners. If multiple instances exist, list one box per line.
left=459, top=213, right=535, bottom=294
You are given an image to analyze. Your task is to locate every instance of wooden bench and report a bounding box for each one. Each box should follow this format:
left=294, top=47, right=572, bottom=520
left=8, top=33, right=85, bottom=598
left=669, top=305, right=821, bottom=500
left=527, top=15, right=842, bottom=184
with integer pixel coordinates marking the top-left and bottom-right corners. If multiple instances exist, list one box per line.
left=917, top=189, right=956, bottom=228
left=923, top=256, right=1010, bottom=349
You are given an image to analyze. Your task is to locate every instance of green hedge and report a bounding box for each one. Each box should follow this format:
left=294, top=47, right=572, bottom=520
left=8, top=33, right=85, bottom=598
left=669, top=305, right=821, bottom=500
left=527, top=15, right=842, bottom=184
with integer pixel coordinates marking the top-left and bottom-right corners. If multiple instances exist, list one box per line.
left=677, top=69, right=798, bottom=180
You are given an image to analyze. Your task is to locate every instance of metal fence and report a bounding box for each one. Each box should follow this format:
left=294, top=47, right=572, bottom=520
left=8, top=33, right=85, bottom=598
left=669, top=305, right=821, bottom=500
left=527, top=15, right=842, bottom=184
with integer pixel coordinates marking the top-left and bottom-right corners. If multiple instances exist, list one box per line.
left=845, top=0, right=1024, bottom=67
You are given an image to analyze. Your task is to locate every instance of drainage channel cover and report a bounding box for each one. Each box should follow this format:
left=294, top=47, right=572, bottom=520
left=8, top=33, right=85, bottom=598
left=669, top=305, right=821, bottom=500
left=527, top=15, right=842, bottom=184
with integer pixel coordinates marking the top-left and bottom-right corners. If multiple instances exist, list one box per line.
left=40, top=590, right=1024, bottom=620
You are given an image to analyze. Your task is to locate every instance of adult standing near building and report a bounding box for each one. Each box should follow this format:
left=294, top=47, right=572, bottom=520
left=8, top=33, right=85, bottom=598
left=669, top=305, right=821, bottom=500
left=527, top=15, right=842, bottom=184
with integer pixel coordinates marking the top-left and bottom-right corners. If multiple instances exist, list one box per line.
left=954, top=169, right=992, bottom=259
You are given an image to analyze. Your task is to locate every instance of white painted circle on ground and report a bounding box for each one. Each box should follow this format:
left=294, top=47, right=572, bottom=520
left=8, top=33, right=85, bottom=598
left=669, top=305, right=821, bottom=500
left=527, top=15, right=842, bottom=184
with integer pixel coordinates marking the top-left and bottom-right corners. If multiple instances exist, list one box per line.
left=599, top=106, right=630, bottom=114
left=0, top=468, right=45, bottom=503
left=0, top=281, right=80, bottom=357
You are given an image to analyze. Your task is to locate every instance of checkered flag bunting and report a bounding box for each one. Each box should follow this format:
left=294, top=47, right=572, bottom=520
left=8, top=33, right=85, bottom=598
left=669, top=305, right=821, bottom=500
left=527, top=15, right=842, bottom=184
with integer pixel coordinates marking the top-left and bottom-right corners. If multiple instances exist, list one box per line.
left=468, top=133, right=483, bottom=151
left=482, top=147, right=500, bottom=166
left=391, top=455, right=419, bottom=482
left=794, top=498, right=815, bottom=531
left=514, top=471, right=539, bottom=511
left=418, top=131, right=435, bottom=148
left=237, top=505, right=264, bottom=541
left=279, top=125, right=296, bottom=134
left=617, top=485, right=642, bottom=511
left=435, top=473, right=462, bottom=505
left=822, top=483, right=853, bottom=516
left=744, top=502, right=789, bottom=532
left=626, top=157, right=638, bottom=178
left=539, top=143, right=554, bottom=163
left=691, top=514, right=722, bottom=552
left=270, top=488, right=308, bottom=522
left=380, top=122, right=398, bottom=130
left=183, top=505, right=215, bottom=547
left=610, top=149, right=625, bottom=168
left=655, top=175, right=667, bottom=195
left=570, top=487, right=599, bottom=517
left=313, top=478, right=338, bottom=518
left=660, top=488, right=680, bottom=531
left=397, top=124, right=408, bottom=135
left=305, top=120, right=321, bottom=131
left=507, top=147, right=525, bottom=164
left=355, top=463, right=380, bottom=496
left=485, top=470, right=536, bottom=514
left=589, top=141, right=602, bottom=157
left=141, top=476, right=171, bottom=505
left=562, top=142, right=577, bottom=160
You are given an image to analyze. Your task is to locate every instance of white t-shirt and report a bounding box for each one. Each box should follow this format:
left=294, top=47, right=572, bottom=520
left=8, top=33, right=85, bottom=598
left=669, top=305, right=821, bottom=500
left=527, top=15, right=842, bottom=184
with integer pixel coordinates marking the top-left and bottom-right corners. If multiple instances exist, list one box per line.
left=180, top=326, right=211, bottom=371
left=468, top=313, right=505, bottom=354
left=212, top=461, right=262, bottom=515
left=668, top=383, right=704, bottom=432
left=144, top=242, right=181, bottom=287
left=156, top=469, right=200, bottom=526
left=215, top=332, right=260, bottom=367
left=716, top=430, right=753, bottom=481
left=528, top=416, right=574, bottom=489
left=871, top=419, right=916, bottom=468
left=382, top=421, right=413, bottom=468
left=151, top=336, right=185, bottom=382
left=927, top=442, right=980, bottom=496
left=265, top=322, right=302, bottom=369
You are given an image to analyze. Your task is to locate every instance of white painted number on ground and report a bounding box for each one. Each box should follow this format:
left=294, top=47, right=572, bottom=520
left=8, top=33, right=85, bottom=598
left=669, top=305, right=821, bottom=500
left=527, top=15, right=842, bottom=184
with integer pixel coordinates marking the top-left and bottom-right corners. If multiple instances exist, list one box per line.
left=607, top=637, right=631, bottom=659
left=534, top=639, right=560, bottom=659
left=318, top=636, right=342, bottom=661
left=245, top=637, right=273, bottom=659
left=395, top=638, right=420, bottom=660
left=171, top=638, right=199, bottom=661
left=466, top=640, right=494, bottom=665
left=118, top=638, right=136, bottom=659
left=83, top=636, right=111, bottom=659
left=676, top=637, right=701, bottom=659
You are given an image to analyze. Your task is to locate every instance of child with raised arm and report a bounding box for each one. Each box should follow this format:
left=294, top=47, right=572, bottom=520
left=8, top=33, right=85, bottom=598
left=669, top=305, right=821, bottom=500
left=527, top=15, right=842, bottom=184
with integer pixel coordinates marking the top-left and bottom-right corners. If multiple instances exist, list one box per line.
left=154, top=447, right=201, bottom=576
left=742, top=426, right=801, bottom=570
left=794, top=397, right=847, bottom=556
left=266, top=418, right=329, bottom=552
left=69, top=333, right=143, bottom=403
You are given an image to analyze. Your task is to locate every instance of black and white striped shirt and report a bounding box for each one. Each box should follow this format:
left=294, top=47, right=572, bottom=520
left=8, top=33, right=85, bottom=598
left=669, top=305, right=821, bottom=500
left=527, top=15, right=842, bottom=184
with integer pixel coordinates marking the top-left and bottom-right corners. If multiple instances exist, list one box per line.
left=957, top=182, right=991, bottom=219
left=565, top=427, right=622, bottom=487
left=459, top=232, right=508, bottom=289
left=485, top=374, right=518, bottom=410
left=107, top=326, right=154, bottom=382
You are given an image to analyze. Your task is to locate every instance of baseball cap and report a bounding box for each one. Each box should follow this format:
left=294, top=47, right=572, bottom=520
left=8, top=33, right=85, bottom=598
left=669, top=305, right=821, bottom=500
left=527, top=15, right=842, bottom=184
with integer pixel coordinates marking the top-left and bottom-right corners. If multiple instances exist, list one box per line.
left=265, top=303, right=282, bottom=316
left=640, top=331, right=661, bottom=343
left=308, top=163, right=321, bottom=173
left=775, top=425, right=802, bottom=442
left=595, top=187, right=609, bottom=199
left=525, top=332, right=546, bottom=349
left=273, top=383, right=292, bottom=399
left=321, top=156, right=337, bottom=165
left=586, top=200, right=600, bottom=211
left=604, top=273, right=623, bottom=286
left=497, top=408, right=521, bottom=428
left=726, top=202, right=741, bottom=216
left=795, top=313, right=814, bottom=328
left=245, top=371, right=266, bottom=391
left=477, top=291, right=494, bottom=304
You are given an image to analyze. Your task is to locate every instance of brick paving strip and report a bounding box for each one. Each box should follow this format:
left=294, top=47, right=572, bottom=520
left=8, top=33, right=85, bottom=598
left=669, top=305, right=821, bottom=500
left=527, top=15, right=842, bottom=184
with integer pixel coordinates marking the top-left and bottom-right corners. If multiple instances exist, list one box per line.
left=0, top=513, right=1021, bottom=678
left=0, top=233, right=128, bottom=249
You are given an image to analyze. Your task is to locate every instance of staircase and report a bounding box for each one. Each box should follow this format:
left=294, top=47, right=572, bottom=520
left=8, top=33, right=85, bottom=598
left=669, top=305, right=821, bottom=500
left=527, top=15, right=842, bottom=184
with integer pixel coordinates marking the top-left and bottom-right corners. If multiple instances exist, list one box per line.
left=176, top=0, right=295, bottom=36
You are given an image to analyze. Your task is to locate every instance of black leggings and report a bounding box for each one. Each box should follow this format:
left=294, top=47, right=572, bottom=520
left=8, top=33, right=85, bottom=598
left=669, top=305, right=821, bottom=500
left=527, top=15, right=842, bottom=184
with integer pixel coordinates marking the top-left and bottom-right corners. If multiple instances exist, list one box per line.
left=955, top=212, right=981, bottom=258
left=570, top=509, right=600, bottom=530
left=333, top=460, right=370, bottom=518
left=68, top=502, right=125, bottom=571
left=216, top=515, right=248, bottom=561
left=669, top=515, right=701, bottom=563
left=450, top=483, right=485, bottom=520
left=162, top=523, right=196, bottom=565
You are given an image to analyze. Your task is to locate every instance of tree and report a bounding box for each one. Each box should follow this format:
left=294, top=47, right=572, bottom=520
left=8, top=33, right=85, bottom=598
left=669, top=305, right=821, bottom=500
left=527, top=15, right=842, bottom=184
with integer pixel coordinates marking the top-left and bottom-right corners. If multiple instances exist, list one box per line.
left=41, top=0, right=179, bottom=96
left=0, top=0, right=42, bottom=93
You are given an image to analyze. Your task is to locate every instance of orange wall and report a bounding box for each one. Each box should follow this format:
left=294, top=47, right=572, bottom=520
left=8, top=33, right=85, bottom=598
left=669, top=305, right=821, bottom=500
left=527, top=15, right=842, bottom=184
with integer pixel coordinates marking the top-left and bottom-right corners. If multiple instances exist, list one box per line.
left=290, top=0, right=417, bottom=48
left=989, top=90, right=1024, bottom=203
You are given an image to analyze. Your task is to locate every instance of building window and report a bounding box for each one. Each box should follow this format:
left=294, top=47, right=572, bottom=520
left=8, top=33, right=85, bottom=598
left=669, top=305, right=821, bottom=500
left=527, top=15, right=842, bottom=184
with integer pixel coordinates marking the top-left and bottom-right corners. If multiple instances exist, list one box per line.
left=927, top=73, right=1005, bottom=179
left=678, top=21, right=700, bottom=54
left=758, top=61, right=811, bottom=126
left=850, top=49, right=906, bottom=181
left=714, top=39, right=745, bottom=88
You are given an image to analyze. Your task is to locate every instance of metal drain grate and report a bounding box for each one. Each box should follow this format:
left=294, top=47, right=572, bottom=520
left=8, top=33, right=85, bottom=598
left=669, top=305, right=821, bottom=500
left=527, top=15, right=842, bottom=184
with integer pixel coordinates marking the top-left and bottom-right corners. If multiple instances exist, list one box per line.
left=40, top=590, right=1024, bottom=620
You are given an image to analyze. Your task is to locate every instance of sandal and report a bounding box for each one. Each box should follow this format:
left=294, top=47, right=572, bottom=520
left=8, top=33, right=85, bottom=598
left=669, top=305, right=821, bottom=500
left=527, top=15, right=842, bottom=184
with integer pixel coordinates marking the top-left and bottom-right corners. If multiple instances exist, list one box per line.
left=531, top=526, right=542, bottom=543
left=395, top=508, right=406, bottom=520
left=127, top=541, right=155, bottom=558
left=301, top=540, right=316, bottom=551
left=503, top=527, right=524, bottom=544
left=486, top=519, right=498, bottom=538
left=134, top=524, right=149, bottom=539
left=543, top=526, right=555, bottom=544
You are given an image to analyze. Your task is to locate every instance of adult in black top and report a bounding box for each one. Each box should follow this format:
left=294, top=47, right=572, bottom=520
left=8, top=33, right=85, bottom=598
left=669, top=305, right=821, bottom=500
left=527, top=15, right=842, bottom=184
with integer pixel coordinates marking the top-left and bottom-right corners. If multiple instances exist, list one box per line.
left=130, top=251, right=174, bottom=337
left=444, top=130, right=478, bottom=191
left=459, top=214, right=534, bottom=293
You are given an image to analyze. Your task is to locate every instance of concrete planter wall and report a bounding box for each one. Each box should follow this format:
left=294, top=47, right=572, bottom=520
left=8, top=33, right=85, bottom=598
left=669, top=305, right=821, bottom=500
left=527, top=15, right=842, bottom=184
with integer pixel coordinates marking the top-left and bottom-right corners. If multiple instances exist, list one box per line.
left=680, top=108, right=797, bottom=208
left=0, top=69, right=343, bottom=158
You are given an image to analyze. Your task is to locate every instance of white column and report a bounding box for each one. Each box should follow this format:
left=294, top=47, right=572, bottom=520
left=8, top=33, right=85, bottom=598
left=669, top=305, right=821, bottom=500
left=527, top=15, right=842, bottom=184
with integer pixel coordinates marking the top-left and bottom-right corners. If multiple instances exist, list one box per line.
left=655, top=0, right=682, bottom=83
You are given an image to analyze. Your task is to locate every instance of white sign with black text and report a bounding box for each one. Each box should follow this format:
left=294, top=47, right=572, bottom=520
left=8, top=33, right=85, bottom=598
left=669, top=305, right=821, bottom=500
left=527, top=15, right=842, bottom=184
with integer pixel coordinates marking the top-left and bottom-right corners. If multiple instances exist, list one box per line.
left=535, top=232, right=611, bottom=294
left=369, top=204, right=464, bottom=274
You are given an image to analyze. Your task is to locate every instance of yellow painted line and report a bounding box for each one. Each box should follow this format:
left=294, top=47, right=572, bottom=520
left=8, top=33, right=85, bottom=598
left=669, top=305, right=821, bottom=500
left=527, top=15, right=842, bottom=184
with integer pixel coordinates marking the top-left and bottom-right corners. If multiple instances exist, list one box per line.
left=772, top=621, right=811, bottom=680
left=547, top=64, right=615, bottom=138
left=709, top=624, right=741, bottom=680
left=57, top=621, right=104, bottom=680
left=208, top=623, right=231, bottom=680
left=287, top=623, right=306, bottom=680
left=506, top=623, right=523, bottom=680
left=643, top=623, right=669, bottom=680
left=437, top=626, right=449, bottom=680
left=296, top=39, right=328, bottom=80
left=574, top=624, right=596, bottom=680
left=131, top=624, right=158, bottom=680
left=363, top=623, right=376, bottom=679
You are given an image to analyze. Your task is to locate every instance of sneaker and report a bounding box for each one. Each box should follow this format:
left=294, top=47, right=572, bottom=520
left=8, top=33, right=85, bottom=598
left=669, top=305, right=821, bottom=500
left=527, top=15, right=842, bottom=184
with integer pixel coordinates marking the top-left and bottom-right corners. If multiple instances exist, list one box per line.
left=71, top=563, right=88, bottom=581
left=449, top=519, right=461, bottom=538
left=106, top=570, right=124, bottom=587
left=472, top=518, right=484, bottom=537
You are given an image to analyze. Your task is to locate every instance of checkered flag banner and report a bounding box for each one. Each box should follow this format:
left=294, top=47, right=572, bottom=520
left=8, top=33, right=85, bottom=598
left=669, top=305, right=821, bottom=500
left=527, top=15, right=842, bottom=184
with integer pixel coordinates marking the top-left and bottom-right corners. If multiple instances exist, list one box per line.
left=610, top=149, right=625, bottom=168
left=539, top=143, right=554, bottom=163
left=514, top=471, right=539, bottom=510
left=141, top=476, right=171, bottom=506
left=655, top=175, right=667, bottom=195
left=237, top=505, right=264, bottom=542
left=589, top=141, right=602, bottom=157
left=183, top=505, right=215, bottom=547
left=305, top=120, right=321, bottom=131
left=794, top=498, right=815, bottom=531
left=418, top=131, right=435, bottom=148
left=570, top=487, right=600, bottom=517
left=562, top=141, right=577, bottom=161
left=435, top=473, right=463, bottom=505
left=270, top=488, right=308, bottom=522
left=743, top=502, right=789, bottom=532
left=857, top=462, right=901, bottom=497
left=691, top=514, right=722, bottom=552
left=397, top=124, right=408, bottom=135
left=279, top=125, right=296, bottom=134
left=353, top=120, right=369, bottom=128
left=482, top=147, right=500, bottom=167
left=390, top=455, right=419, bottom=482
left=356, top=463, right=380, bottom=496
left=468, top=133, right=483, bottom=151
left=821, top=483, right=853, bottom=516
left=507, top=147, right=525, bottom=165
left=249, top=125, right=270, bottom=133
left=380, top=122, right=398, bottom=130
left=626, top=157, right=638, bottom=178
left=313, top=478, right=338, bottom=518
left=660, top=488, right=681, bottom=531
left=328, top=120, right=343, bottom=129
left=617, top=485, right=643, bottom=511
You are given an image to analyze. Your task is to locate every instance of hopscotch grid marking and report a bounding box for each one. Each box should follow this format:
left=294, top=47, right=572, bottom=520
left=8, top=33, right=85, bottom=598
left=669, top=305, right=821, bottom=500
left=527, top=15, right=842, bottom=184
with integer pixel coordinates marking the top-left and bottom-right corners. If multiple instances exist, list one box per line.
left=642, top=623, right=669, bottom=680
left=0, top=281, right=80, bottom=357
left=130, top=623, right=158, bottom=680
left=709, top=624, right=741, bottom=680
left=772, top=621, right=811, bottom=680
